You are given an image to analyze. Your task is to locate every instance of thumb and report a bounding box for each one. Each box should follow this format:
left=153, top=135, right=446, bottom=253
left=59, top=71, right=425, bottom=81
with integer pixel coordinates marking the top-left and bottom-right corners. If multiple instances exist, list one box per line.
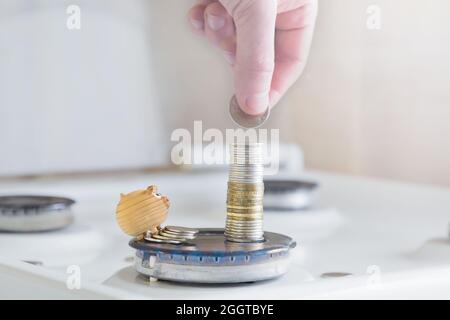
left=221, top=0, right=277, bottom=115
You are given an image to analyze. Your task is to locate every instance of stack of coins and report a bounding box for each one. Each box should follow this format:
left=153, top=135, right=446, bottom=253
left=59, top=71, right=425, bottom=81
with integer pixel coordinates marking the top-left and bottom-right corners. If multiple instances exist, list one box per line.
left=145, top=226, right=199, bottom=245
left=225, top=143, right=265, bottom=242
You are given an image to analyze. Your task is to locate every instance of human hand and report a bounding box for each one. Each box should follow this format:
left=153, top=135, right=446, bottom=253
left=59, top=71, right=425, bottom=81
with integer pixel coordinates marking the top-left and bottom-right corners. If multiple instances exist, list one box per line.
left=188, top=0, right=318, bottom=115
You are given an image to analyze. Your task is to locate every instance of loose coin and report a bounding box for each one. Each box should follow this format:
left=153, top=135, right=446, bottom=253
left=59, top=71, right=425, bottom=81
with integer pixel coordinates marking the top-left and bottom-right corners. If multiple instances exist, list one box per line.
left=165, top=226, right=199, bottom=234
left=152, top=233, right=187, bottom=242
left=160, top=230, right=196, bottom=240
left=144, top=235, right=183, bottom=245
left=229, top=95, right=270, bottom=129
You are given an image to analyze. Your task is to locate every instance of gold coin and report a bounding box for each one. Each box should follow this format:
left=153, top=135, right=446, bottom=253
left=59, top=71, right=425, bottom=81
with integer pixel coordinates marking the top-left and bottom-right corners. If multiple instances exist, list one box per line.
left=227, top=189, right=264, bottom=194
left=227, top=185, right=264, bottom=192
left=227, top=199, right=263, bottom=204
left=227, top=191, right=264, bottom=196
left=227, top=204, right=263, bottom=210
left=227, top=195, right=263, bottom=201
left=228, top=181, right=264, bottom=187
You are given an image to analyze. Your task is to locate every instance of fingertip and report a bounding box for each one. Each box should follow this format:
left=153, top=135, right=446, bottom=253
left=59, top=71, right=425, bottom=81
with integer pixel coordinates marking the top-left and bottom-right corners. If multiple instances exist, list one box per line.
left=203, top=2, right=234, bottom=44
left=237, top=93, right=269, bottom=116
left=204, top=1, right=230, bottom=19
left=188, top=5, right=206, bottom=32
left=206, top=13, right=226, bottom=31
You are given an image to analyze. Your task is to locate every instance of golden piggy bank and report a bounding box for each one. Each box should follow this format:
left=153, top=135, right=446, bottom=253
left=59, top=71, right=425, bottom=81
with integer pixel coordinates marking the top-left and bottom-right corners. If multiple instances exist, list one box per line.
left=116, top=185, right=169, bottom=237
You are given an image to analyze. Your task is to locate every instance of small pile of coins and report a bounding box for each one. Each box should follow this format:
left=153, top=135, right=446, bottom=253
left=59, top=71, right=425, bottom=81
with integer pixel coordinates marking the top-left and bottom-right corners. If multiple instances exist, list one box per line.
left=145, top=226, right=199, bottom=245
left=225, top=143, right=265, bottom=243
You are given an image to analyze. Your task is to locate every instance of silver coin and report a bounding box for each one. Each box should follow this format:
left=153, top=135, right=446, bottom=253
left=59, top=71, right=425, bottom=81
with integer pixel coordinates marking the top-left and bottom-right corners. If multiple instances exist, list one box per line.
left=159, top=231, right=196, bottom=241
left=229, top=172, right=264, bottom=176
left=161, top=228, right=197, bottom=235
left=229, top=170, right=264, bottom=175
left=230, top=143, right=264, bottom=149
left=225, top=229, right=263, bottom=234
left=230, top=164, right=264, bottom=169
left=225, top=234, right=263, bottom=239
left=165, top=226, right=199, bottom=234
left=225, top=225, right=264, bottom=230
left=160, top=229, right=197, bottom=237
left=226, top=220, right=263, bottom=224
left=229, top=95, right=270, bottom=129
left=224, top=233, right=264, bottom=238
left=229, top=170, right=263, bottom=175
left=229, top=174, right=263, bottom=179
left=158, top=231, right=185, bottom=238
left=225, top=228, right=263, bottom=233
left=144, top=236, right=183, bottom=245
left=152, top=233, right=188, bottom=242
left=225, top=226, right=263, bottom=232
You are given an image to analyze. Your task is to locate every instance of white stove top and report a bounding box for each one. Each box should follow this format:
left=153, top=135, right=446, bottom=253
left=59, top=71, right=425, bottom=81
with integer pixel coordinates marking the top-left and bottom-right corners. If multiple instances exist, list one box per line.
left=1, top=170, right=450, bottom=299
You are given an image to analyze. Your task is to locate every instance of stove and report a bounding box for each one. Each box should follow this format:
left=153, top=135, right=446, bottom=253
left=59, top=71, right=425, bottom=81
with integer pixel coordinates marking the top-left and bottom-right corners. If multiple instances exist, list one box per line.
left=1, top=170, right=450, bottom=299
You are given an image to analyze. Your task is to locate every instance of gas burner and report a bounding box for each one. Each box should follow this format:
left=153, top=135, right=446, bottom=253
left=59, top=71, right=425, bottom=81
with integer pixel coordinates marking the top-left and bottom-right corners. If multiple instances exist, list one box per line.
left=130, top=228, right=296, bottom=283
left=0, top=195, right=75, bottom=232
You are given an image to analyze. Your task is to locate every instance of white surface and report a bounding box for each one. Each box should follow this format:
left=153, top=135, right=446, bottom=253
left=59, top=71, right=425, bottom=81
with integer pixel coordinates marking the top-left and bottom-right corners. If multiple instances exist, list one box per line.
left=1, top=170, right=450, bottom=299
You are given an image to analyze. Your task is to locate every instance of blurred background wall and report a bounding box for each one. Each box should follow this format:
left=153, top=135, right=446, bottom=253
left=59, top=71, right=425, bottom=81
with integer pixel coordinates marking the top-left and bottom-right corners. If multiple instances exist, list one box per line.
left=287, top=0, right=450, bottom=186
left=1, top=0, right=449, bottom=186
left=0, top=0, right=168, bottom=176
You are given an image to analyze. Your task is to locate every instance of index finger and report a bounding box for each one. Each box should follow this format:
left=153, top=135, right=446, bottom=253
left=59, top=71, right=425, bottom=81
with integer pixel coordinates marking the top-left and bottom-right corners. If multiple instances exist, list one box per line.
left=221, top=0, right=278, bottom=115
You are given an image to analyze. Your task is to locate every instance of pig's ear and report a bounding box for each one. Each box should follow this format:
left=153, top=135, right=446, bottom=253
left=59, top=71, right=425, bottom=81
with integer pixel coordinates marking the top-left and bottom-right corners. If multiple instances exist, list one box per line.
left=147, top=185, right=157, bottom=194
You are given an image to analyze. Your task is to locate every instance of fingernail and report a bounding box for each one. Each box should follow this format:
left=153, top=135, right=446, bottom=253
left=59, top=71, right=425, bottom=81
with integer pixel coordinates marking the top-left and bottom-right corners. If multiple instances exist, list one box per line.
left=190, top=18, right=204, bottom=30
left=245, top=93, right=269, bottom=115
left=206, top=14, right=225, bottom=31
left=223, top=51, right=235, bottom=65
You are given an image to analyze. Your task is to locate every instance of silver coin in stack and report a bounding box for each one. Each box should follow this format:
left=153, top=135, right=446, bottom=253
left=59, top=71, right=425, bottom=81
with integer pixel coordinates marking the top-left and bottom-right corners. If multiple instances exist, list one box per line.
left=229, top=95, right=270, bottom=129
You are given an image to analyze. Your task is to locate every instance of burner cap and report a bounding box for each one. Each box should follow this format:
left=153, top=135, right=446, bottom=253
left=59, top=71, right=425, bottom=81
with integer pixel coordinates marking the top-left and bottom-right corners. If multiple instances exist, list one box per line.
left=264, top=180, right=318, bottom=210
left=0, top=195, right=75, bottom=232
